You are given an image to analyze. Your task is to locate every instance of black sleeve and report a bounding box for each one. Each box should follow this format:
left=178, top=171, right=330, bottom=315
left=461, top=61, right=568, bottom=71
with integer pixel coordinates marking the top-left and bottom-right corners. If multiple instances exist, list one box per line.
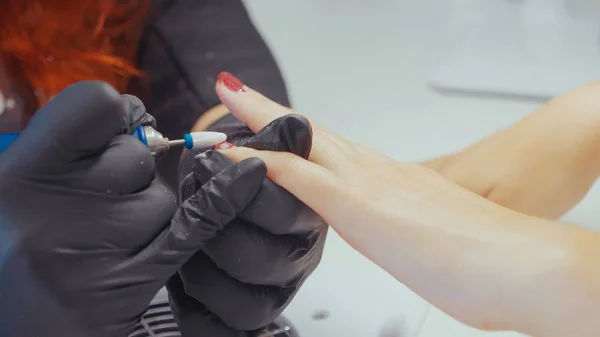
left=135, top=0, right=291, bottom=190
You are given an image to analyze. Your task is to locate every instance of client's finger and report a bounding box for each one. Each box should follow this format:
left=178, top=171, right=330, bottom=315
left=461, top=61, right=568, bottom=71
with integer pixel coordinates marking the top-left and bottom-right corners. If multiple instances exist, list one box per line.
left=215, top=72, right=290, bottom=133
left=218, top=146, right=344, bottom=221
left=215, top=72, right=344, bottom=167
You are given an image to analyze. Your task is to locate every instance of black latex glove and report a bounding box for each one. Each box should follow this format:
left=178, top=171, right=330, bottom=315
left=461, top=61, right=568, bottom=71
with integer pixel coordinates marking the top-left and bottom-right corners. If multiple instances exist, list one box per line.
left=0, top=81, right=267, bottom=337
left=170, top=114, right=328, bottom=336
left=137, top=0, right=291, bottom=190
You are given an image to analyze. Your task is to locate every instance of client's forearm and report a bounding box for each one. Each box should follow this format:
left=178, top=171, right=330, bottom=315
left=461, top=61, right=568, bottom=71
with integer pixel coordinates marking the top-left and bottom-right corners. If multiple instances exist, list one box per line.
left=422, top=81, right=600, bottom=219
left=350, top=183, right=600, bottom=337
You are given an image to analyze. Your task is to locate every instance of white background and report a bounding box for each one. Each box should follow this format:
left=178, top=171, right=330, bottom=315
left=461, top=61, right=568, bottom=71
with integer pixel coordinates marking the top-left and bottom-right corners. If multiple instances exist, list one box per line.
left=243, top=1, right=600, bottom=336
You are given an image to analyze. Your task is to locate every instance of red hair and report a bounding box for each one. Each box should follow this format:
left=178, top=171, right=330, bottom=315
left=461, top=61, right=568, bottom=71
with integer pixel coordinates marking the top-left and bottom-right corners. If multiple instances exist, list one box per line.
left=0, top=0, right=149, bottom=106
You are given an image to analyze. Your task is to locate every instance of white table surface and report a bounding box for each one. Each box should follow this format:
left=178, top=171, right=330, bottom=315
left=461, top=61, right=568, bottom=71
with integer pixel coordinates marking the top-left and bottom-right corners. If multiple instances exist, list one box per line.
left=244, top=1, right=600, bottom=336
left=429, top=0, right=600, bottom=100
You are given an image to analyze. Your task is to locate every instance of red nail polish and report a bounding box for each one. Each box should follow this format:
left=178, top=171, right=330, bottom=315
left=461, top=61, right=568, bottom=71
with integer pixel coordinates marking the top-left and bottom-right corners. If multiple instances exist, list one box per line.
left=218, top=72, right=245, bottom=92
left=216, top=141, right=235, bottom=150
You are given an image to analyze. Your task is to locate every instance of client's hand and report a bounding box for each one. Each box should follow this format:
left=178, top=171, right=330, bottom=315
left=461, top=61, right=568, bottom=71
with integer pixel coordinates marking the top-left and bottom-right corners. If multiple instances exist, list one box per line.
left=169, top=109, right=327, bottom=336
left=211, top=77, right=472, bottom=268
left=210, top=75, right=597, bottom=336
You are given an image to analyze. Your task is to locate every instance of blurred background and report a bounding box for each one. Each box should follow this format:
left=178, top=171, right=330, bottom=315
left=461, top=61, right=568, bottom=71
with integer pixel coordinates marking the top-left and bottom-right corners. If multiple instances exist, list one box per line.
left=242, top=0, right=600, bottom=336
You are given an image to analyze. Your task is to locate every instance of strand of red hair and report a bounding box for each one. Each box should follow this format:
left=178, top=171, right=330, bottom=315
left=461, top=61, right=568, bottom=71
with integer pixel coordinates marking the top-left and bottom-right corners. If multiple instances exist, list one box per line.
left=0, top=0, right=149, bottom=107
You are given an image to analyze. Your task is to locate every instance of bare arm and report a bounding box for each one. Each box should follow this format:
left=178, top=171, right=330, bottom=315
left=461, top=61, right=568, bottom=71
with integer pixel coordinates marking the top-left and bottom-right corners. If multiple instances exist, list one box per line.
left=241, top=147, right=600, bottom=337
left=213, top=77, right=600, bottom=337
left=423, top=82, right=600, bottom=219
left=372, top=177, right=600, bottom=337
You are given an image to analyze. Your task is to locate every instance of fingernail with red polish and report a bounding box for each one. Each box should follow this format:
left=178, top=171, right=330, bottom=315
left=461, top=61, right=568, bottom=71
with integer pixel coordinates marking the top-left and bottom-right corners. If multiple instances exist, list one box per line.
left=216, top=141, right=235, bottom=150
left=218, top=72, right=245, bottom=92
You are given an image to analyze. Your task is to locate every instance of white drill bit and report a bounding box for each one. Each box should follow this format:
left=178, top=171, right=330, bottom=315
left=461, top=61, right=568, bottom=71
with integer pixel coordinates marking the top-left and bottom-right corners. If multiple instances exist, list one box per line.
left=139, top=126, right=227, bottom=154
left=165, top=132, right=227, bottom=150
left=179, top=131, right=227, bottom=150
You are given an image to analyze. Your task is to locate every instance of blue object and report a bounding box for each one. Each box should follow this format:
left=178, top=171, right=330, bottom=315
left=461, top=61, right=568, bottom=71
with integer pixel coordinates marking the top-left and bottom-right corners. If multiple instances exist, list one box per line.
left=0, top=134, right=20, bottom=153
left=133, top=125, right=148, bottom=146
left=0, top=127, right=149, bottom=153
left=183, top=133, right=193, bottom=150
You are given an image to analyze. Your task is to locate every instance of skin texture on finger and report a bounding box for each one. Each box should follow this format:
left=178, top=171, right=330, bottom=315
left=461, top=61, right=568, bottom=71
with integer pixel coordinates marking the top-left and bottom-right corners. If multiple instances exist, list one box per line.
left=218, top=146, right=346, bottom=224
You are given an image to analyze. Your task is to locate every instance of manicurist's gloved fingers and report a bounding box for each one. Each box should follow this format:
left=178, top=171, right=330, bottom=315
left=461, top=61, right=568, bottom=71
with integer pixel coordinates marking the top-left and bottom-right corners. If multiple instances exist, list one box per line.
left=119, top=94, right=157, bottom=134
left=6, top=81, right=125, bottom=172
left=240, top=114, right=312, bottom=160
left=167, top=275, right=248, bottom=337
left=177, top=251, right=294, bottom=331
left=68, top=134, right=156, bottom=194
left=194, top=151, right=323, bottom=234
left=151, top=158, right=266, bottom=262
left=179, top=113, right=314, bottom=232
left=202, top=219, right=326, bottom=286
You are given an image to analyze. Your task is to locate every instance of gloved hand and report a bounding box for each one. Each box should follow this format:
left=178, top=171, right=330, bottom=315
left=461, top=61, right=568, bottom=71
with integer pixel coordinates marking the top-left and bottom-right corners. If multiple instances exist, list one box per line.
left=0, top=81, right=267, bottom=337
left=170, top=114, right=328, bottom=336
